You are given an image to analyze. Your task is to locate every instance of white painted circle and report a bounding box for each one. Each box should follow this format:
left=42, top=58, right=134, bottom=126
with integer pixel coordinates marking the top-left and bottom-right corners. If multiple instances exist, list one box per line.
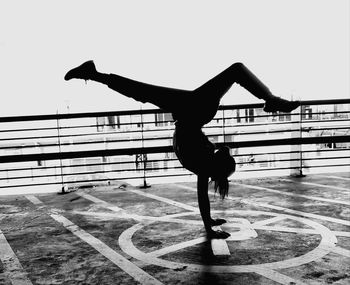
left=119, top=210, right=337, bottom=273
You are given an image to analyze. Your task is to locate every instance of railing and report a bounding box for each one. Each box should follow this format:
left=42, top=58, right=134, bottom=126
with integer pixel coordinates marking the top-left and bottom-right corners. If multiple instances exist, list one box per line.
left=0, top=99, right=349, bottom=193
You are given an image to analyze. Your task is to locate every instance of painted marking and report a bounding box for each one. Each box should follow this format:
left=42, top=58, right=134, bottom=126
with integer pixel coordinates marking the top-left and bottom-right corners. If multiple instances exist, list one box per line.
left=247, top=201, right=350, bottom=226
left=119, top=210, right=338, bottom=273
left=111, top=190, right=230, bottom=255
left=232, top=182, right=350, bottom=206
left=26, top=196, right=163, bottom=285
left=253, top=225, right=318, bottom=235
left=254, top=268, right=308, bottom=285
left=176, top=184, right=350, bottom=226
left=148, top=237, right=206, bottom=257
left=78, top=191, right=230, bottom=256
left=332, top=231, right=350, bottom=237
left=322, top=175, right=350, bottom=181
left=76, top=193, right=125, bottom=212
left=129, top=189, right=198, bottom=212
left=331, top=246, right=350, bottom=258
left=25, top=195, right=42, bottom=205
left=50, top=214, right=163, bottom=285
left=253, top=216, right=286, bottom=226
left=280, top=178, right=350, bottom=192
left=211, top=226, right=231, bottom=256
left=0, top=229, right=33, bottom=285
left=225, top=218, right=258, bottom=241
left=73, top=210, right=203, bottom=225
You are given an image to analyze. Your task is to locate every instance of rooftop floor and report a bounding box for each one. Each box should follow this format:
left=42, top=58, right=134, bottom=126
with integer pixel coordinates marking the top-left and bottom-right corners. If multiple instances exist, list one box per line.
left=0, top=173, right=349, bottom=285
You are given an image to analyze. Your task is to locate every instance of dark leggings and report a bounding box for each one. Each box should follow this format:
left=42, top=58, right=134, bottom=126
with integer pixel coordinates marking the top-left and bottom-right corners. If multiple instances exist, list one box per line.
left=102, top=62, right=272, bottom=125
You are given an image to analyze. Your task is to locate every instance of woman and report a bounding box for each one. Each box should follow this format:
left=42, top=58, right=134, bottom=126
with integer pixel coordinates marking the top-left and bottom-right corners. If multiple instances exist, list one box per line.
left=64, top=61, right=299, bottom=239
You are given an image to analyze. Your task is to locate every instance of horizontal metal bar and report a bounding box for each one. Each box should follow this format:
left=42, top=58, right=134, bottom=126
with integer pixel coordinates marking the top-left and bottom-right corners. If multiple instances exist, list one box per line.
left=1, top=135, right=348, bottom=163
left=218, top=135, right=350, bottom=148
left=299, top=98, right=350, bottom=106
left=238, top=162, right=350, bottom=173
left=2, top=122, right=348, bottom=148
left=0, top=158, right=179, bottom=173
left=0, top=98, right=348, bottom=123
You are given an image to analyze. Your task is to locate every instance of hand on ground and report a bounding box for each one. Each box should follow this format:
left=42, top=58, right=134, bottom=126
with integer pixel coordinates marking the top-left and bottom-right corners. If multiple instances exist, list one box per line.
left=210, top=218, right=227, bottom=226
left=206, top=229, right=230, bottom=239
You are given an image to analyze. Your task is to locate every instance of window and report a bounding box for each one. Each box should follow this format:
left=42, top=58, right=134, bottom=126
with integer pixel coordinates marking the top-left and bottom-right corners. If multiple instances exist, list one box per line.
left=302, top=105, right=312, bottom=120
left=155, top=113, right=173, bottom=127
left=245, top=108, right=254, bottom=123
left=107, top=116, right=116, bottom=129
left=97, top=116, right=120, bottom=131
left=96, top=117, right=106, bottom=132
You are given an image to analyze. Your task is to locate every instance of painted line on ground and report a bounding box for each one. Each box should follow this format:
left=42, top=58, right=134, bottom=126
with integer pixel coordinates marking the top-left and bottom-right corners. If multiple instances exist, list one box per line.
left=128, top=189, right=198, bottom=212
left=122, top=189, right=231, bottom=256
left=254, top=268, right=308, bottom=285
left=71, top=210, right=350, bottom=239
left=254, top=225, right=350, bottom=238
left=25, top=195, right=42, bottom=205
left=321, top=175, right=350, bottom=181
left=331, top=246, right=350, bottom=258
left=253, top=216, right=286, bottom=226
left=332, top=231, right=350, bottom=237
left=119, top=209, right=338, bottom=282
left=280, top=178, right=350, bottom=192
left=211, top=226, right=231, bottom=255
left=249, top=201, right=350, bottom=226
left=78, top=190, right=229, bottom=257
left=49, top=214, right=163, bottom=285
left=25, top=195, right=163, bottom=285
left=175, top=184, right=350, bottom=226
left=73, top=210, right=204, bottom=225
left=0, top=229, right=33, bottom=285
left=253, top=225, right=318, bottom=235
left=75, top=192, right=199, bottom=224
left=148, top=237, right=206, bottom=258
left=76, top=193, right=125, bottom=212
left=232, top=182, right=350, bottom=206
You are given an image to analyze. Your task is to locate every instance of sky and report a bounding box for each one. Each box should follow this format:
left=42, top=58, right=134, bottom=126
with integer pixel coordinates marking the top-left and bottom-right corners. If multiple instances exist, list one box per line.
left=0, top=0, right=349, bottom=116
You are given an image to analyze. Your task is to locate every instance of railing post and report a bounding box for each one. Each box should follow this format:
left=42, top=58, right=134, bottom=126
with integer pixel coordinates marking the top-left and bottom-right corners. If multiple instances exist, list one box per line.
left=222, top=109, right=226, bottom=144
left=139, top=110, right=150, bottom=189
left=289, top=105, right=304, bottom=177
left=56, top=112, right=67, bottom=193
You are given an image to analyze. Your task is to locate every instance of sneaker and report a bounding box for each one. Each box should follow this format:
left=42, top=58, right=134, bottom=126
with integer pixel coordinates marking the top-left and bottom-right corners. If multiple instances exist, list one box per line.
left=64, top=60, right=97, bottom=81
left=263, top=97, right=300, bottom=113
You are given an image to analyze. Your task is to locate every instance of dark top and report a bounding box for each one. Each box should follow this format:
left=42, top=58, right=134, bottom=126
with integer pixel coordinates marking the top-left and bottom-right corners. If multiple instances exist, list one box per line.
left=173, top=121, right=215, bottom=177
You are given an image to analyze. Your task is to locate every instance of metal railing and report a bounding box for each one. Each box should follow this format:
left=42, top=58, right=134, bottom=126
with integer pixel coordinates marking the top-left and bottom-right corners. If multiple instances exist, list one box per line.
left=0, top=99, right=349, bottom=192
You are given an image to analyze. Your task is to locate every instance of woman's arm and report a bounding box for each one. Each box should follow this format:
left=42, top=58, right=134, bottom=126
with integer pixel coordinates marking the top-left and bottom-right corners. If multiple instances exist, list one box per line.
left=197, top=175, right=230, bottom=239
left=197, top=175, right=212, bottom=232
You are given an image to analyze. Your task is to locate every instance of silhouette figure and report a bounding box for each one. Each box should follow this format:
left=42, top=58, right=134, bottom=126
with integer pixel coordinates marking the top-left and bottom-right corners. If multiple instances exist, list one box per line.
left=65, top=61, right=300, bottom=239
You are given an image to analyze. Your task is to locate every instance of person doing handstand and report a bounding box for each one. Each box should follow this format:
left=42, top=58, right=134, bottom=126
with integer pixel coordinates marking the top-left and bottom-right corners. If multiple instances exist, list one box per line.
left=64, top=61, right=300, bottom=239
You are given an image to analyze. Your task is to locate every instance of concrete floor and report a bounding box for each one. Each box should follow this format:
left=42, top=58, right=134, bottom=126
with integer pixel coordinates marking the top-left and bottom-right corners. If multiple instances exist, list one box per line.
left=0, top=173, right=349, bottom=285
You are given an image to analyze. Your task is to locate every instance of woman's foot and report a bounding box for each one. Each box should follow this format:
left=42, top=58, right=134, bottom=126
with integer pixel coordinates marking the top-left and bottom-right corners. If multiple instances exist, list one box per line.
left=263, top=96, right=300, bottom=113
left=64, top=60, right=97, bottom=81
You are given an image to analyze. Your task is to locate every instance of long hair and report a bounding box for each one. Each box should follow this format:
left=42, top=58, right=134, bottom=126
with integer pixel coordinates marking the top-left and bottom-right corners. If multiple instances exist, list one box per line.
left=210, top=146, right=236, bottom=199
left=211, top=176, right=229, bottom=199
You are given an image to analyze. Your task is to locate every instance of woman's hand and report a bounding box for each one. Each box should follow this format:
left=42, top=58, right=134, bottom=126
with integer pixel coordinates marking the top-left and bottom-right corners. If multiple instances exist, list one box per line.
left=210, top=218, right=227, bottom=226
left=206, top=229, right=230, bottom=239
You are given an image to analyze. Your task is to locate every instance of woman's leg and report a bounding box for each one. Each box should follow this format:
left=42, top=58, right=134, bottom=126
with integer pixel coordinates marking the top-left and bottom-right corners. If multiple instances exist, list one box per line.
left=194, top=62, right=299, bottom=113
left=64, top=61, right=192, bottom=115
left=104, top=73, right=192, bottom=114
left=65, top=61, right=299, bottom=121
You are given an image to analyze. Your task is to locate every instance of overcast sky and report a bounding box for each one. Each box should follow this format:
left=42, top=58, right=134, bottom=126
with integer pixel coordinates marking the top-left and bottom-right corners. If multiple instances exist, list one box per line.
left=0, top=0, right=349, bottom=116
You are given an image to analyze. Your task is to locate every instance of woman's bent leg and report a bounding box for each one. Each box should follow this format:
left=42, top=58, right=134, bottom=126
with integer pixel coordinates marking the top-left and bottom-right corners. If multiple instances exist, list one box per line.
left=194, top=62, right=299, bottom=113
left=195, top=62, right=273, bottom=102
